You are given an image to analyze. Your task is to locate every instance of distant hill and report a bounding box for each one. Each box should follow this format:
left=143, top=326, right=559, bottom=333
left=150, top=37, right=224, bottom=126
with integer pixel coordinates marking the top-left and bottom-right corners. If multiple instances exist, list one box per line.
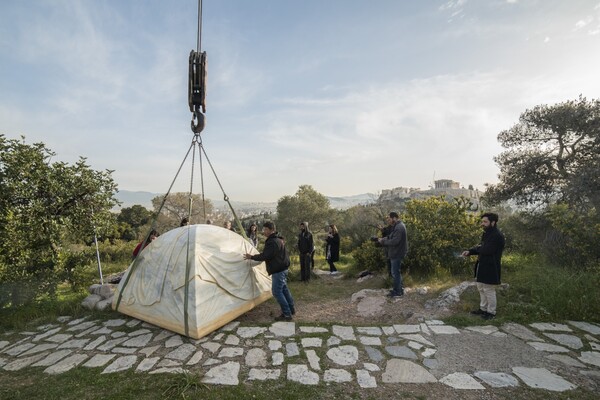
left=114, top=190, right=376, bottom=212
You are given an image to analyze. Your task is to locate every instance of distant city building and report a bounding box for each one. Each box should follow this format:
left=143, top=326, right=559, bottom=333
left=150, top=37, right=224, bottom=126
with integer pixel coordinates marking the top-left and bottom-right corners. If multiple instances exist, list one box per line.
left=434, top=179, right=460, bottom=189
left=379, top=179, right=481, bottom=209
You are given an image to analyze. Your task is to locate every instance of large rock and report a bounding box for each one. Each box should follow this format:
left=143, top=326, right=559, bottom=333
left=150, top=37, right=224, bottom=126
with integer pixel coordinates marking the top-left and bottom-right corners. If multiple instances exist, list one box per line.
left=99, top=284, right=115, bottom=299
left=81, top=294, right=102, bottom=310
left=95, top=297, right=113, bottom=311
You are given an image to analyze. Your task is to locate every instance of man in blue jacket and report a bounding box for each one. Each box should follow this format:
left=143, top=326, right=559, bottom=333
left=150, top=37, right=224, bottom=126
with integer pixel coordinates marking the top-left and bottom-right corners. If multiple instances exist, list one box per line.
left=244, top=221, right=296, bottom=321
left=378, top=212, right=408, bottom=298
left=462, top=213, right=505, bottom=320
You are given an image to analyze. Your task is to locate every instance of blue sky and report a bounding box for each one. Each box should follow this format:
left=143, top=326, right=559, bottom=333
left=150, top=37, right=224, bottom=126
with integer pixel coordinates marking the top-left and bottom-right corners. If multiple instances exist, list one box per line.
left=2, top=0, right=600, bottom=202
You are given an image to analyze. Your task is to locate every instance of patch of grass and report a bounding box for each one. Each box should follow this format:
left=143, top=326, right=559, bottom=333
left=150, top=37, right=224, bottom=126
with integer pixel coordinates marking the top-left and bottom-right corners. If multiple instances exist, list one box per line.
left=0, top=368, right=357, bottom=400
left=451, top=253, right=600, bottom=325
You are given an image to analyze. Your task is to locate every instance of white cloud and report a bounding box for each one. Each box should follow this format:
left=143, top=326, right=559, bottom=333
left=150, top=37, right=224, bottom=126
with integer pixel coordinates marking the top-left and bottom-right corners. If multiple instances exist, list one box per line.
left=574, top=17, right=593, bottom=30
left=439, top=0, right=468, bottom=11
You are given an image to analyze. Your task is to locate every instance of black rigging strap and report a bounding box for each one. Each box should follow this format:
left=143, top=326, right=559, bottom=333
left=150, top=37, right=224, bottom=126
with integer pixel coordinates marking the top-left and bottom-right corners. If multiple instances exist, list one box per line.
left=189, top=0, right=207, bottom=134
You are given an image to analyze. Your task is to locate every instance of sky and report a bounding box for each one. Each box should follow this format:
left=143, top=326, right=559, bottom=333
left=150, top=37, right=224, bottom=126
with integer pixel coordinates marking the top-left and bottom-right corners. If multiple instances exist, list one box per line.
left=1, top=0, right=600, bottom=202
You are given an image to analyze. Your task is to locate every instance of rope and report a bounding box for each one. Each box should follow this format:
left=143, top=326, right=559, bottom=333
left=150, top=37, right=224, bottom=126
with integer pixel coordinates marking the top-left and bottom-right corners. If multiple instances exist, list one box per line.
left=114, top=140, right=196, bottom=311
left=188, top=139, right=196, bottom=218
left=199, top=144, right=248, bottom=240
left=198, top=138, right=207, bottom=220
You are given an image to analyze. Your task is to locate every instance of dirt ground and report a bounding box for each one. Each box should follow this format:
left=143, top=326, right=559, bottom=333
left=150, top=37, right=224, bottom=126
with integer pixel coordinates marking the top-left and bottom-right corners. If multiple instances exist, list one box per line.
left=236, top=271, right=453, bottom=326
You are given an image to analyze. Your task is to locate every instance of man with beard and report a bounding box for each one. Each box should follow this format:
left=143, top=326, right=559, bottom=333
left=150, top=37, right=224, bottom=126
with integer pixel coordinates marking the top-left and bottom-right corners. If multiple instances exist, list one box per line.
left=462, top=213, right=505, bottom=320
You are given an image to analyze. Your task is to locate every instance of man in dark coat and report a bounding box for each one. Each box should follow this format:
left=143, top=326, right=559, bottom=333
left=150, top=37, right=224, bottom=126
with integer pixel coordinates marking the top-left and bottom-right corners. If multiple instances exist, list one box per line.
left=462, top=212, right=505, bottom=320
left=378, top=212, right=408, bottom=298
left=244, top=221, right=295, bottom=321
left=297, top=222, right=314, bottom=282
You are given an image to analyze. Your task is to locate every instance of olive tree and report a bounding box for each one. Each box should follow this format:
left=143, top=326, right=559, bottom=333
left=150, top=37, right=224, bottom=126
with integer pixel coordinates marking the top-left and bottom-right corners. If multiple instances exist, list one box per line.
left=0, top=135, right=119, bottom=306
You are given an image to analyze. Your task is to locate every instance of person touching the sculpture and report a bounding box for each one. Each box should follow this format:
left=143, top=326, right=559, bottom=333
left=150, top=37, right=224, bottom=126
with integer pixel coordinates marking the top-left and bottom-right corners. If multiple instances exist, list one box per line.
left=297, top=222, right=314, bottom=282
left=378, top=212, right=408, bottom=298
left=461, top=213, right=505, bottom=320
left=244, top=221, right=295, bottom=321
left=325, top=224, right=340, bottom=274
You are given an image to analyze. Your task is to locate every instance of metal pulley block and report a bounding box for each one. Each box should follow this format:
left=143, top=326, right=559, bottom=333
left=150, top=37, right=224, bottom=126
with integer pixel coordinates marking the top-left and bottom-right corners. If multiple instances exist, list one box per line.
left=188, top=50, right=207, bottom=114
left=189, top=50, right=207, bottom=134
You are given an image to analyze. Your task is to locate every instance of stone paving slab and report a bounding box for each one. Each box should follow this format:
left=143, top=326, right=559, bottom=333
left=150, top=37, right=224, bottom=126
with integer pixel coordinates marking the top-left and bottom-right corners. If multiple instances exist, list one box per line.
left=440, top=372, right=485, bottom=389
left=512, top=367, right=576, bottom=391
left=1, top=315, right=599, bottom=394
left=473, top=371, right=519, bottom=388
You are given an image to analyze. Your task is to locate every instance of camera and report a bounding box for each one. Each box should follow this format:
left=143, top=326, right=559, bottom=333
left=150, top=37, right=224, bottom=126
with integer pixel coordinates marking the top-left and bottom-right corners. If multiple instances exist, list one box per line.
left=370, top=236, right=382, bottom=247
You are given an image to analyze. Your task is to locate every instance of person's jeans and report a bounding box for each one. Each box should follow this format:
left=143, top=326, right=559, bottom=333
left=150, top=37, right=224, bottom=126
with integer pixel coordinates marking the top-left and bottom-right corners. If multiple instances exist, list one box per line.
left=390, top=258, right=404, bottom=295
left=300, top=253, right=311, bottom=281
left=272, top=269, right=295, bottom=316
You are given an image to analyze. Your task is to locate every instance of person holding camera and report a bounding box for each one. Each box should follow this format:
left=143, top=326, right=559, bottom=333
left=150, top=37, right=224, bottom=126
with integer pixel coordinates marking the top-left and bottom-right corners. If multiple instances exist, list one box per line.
left=378, top=212, right=408, bottom=298
left=377, top=220, right=394, bottom=277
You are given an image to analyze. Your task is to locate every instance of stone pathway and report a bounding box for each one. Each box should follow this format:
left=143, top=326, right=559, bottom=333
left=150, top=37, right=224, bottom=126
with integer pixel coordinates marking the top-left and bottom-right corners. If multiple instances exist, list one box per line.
left=1, top=316, right=599, bottom=393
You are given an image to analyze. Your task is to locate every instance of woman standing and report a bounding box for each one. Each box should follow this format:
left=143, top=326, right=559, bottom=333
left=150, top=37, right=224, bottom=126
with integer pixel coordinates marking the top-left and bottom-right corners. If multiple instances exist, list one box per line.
left=247, top=223, right=259, bottom=247
left=326, top=224, right=340, bottom=274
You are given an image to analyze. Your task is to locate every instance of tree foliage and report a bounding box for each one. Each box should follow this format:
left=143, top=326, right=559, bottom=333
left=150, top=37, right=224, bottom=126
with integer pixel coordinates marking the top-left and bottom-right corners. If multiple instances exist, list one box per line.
left=485, top=96, right=600, bottom=210
left=151, top=192, right=214, bottom=234
left=275, top=185, right=331, bottom=249
left=402, top=197, right=480, bottom=276
left=117, top=205, right=154, bottom=241
left=0, top=135, right=118, bottom=306
left=336, top=204, right=387, bottom=251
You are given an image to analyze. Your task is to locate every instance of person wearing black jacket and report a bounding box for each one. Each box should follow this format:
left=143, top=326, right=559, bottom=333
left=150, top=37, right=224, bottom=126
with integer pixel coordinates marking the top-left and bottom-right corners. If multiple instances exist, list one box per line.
left=297, top=222, right=314, bottom=282
left=244, top=221, right=296, bottom=321
left=462, top=213, right=505, bottom=320
left=325, top=224, right=340, bottom=274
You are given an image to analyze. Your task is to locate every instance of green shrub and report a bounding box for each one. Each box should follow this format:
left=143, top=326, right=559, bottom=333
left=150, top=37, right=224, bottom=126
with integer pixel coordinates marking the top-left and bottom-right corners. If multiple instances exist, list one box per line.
left=545, top=204, right=600, bottom=268
left=402, top=197, right=480, bottom=277
left=352, top=241, right=387, bottom=273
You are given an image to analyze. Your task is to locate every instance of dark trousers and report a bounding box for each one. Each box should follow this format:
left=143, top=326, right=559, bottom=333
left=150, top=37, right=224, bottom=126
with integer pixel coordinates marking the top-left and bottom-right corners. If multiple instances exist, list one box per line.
left=300, top=253, right=311, bottom=281
left=328, top=259, right=337, bottom=272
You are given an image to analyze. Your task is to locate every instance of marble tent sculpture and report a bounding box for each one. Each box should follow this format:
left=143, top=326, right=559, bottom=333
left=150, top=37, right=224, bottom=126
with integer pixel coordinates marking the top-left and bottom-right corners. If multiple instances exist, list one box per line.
left=113, top=224, right=272, bottom=339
